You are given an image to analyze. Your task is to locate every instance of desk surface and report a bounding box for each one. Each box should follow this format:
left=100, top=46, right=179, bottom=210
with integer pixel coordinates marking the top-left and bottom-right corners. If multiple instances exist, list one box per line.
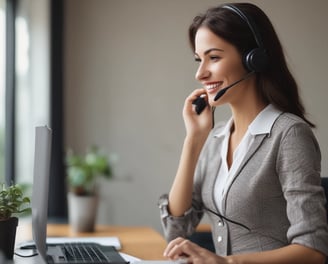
left=15, top=224, right=168, bottom=262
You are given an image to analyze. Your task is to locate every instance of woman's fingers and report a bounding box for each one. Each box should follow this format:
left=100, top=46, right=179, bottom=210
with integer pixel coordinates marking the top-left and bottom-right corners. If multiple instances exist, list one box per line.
left=184, top=89, right=208, bottom=112
left=164, top=238, right=228, bottom=264
left=163, top=237, right=198, bottom=260
left=163, top=237, right=185, bottom=257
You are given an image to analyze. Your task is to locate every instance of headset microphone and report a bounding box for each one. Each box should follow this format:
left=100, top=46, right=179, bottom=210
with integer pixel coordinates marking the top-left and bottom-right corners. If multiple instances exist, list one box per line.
left=214, top=71, right=255, bottom=101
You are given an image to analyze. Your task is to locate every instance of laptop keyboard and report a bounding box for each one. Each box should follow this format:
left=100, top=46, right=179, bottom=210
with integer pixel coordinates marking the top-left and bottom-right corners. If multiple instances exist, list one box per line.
left=60, top=243, right=116, bottom=263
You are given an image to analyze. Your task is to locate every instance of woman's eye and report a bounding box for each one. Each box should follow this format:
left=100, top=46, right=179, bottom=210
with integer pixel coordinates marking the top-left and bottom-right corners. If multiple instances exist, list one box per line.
left=194, top=55, right=220, bottom=63
left=210, top=56, right=221, bottom=61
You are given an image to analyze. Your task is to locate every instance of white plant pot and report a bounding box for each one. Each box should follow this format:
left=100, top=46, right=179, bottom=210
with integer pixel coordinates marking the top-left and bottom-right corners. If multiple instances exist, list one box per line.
left=67, top=192, right=99, bottom=232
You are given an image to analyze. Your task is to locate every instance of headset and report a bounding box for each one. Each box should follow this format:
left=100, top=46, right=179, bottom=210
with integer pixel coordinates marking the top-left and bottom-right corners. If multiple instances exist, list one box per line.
left=194, top=4, right=270, bottom=108
left=222, top=4, right=269, bottom=73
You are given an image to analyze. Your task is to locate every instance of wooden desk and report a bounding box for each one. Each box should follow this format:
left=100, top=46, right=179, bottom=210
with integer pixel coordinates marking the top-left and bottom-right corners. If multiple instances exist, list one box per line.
left=16, top=224, right=167, bottom=261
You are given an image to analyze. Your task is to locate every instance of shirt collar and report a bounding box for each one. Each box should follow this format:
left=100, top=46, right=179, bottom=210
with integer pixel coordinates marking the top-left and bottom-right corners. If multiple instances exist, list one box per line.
left=214, top=104, right=282, bottom=138
left=249, top=104, right=282, bottom=135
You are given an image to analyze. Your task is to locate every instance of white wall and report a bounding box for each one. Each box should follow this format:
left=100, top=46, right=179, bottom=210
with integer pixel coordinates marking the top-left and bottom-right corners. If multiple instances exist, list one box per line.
left=64, top=0, right=328, bottom=232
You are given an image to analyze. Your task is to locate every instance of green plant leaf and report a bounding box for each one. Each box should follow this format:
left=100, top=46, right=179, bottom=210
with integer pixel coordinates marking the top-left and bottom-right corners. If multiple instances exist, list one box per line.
left=0, top=183, right=31, bottom=220
left=65, top=146, right=113, bottom=195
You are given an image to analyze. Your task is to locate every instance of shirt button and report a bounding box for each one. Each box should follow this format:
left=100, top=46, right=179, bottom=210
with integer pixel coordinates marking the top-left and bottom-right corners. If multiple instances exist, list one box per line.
left=218, top=220, right=223, bottom=227
left=217, top=236, right=223, bottom=243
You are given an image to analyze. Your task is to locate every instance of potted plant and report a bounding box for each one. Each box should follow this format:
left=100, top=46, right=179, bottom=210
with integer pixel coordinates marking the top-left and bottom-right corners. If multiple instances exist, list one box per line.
left=66, top=146, right=112, bottom=232
left=0, top=183, right=31, bottom=259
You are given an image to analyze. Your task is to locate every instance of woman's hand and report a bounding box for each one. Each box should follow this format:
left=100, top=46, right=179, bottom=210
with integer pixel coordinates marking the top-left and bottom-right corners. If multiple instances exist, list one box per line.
left=163, top=237, right=231, bottom=264
left=164, top=238, right=327, bottom=264
left=183, top=89, right=213, bottom=139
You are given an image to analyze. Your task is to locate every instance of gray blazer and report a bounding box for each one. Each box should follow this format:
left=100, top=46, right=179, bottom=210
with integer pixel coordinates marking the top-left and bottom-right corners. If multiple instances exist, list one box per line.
left=159, top=113, right=328, bottom=257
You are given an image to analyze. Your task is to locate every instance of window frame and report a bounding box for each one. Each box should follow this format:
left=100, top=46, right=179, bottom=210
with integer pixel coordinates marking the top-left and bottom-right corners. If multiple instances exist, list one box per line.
left=4, top=0, right=66, bottom=219
left=5, top=0, right=16, bottom=185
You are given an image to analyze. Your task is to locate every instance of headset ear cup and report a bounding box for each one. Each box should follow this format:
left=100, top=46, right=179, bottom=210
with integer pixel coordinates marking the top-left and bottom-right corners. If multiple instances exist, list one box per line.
left=244, top=48, right=269, bottom=72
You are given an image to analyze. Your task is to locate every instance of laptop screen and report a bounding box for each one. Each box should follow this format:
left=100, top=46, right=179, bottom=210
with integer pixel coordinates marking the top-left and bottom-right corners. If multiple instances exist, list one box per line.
left=31, top=126, right=52, bottom=260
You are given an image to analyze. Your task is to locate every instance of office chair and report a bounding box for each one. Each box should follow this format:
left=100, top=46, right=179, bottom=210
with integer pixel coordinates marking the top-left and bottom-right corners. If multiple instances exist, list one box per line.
left=188, top=229, right=215, bottom=253
left=322, top=177, right=328, bottom=220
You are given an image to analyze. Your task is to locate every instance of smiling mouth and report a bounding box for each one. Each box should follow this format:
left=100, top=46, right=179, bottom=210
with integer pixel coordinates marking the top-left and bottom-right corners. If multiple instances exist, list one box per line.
left=205, top=82, right=223, bottom=92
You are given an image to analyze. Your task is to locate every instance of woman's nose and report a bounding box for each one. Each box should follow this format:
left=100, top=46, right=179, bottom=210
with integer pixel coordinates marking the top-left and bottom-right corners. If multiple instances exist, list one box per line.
left=195, top=63, right=210, bottom=81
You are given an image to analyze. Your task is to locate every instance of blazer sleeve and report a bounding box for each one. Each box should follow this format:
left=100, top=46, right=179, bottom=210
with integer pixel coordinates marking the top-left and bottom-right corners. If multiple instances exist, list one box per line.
left=158, top=126, right=221, bottom=242
left=158, top=193, right=204, bottom=242
left=277, top=121, right=328, bottom=255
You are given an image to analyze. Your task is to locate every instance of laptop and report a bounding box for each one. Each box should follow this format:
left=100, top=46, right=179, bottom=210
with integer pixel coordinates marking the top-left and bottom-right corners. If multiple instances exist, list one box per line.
left=29, top=126, right=127, bottom=264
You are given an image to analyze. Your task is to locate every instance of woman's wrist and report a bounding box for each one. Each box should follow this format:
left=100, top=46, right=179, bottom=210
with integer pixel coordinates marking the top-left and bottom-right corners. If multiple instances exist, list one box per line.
left=184, top=131, right=208, bottom=147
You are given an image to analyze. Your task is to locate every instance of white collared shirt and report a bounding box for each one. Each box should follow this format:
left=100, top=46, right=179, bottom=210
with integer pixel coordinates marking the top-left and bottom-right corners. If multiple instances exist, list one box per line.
left=214, top=104, right=282, bottom=212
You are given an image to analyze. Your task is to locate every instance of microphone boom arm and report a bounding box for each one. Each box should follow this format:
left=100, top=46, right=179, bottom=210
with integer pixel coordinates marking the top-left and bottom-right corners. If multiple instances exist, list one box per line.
left=214, top=71, right=255, bottom=101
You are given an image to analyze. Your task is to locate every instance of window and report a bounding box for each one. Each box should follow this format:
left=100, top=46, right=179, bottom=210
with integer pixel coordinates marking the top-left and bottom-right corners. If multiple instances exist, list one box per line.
left=1, top=0, right=50, bottom=185
left=0, top=0, right=5, bottom=183
left=2, top=0, right=65, bottom=218
left=15, top=0, right=50, bottom=184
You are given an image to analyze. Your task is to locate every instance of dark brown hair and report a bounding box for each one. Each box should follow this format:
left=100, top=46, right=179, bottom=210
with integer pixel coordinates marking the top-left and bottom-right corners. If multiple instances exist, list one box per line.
left=189, top=3, right=315, bottom=127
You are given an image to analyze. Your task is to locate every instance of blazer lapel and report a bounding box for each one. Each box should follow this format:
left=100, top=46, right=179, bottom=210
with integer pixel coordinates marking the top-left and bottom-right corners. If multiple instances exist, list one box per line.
left=221, top=133, right=268, bottom=213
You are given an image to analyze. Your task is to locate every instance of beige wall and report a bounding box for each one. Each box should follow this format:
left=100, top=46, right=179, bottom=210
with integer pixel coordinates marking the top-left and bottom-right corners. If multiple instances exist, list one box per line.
left=64, top=0, right=328, bottom=232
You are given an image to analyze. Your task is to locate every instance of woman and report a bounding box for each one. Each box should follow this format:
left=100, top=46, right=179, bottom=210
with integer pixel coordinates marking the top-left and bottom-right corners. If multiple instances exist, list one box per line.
left=158, top=3, right=328, bottom=264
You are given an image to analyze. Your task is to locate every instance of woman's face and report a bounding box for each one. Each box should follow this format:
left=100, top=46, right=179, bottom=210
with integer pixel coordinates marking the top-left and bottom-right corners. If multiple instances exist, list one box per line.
left=194, top=26, right=249, bottom=106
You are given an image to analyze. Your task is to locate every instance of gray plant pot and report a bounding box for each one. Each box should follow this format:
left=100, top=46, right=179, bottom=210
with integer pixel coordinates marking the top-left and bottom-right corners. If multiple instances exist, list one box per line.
left=67, top=193, right=98, bottom=232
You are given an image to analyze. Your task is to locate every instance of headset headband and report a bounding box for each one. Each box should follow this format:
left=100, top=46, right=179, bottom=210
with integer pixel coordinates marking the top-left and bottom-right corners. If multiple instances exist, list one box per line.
left=222, top=4, right=264, bottom=49
left=221, top=4, right=268, bottom=72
